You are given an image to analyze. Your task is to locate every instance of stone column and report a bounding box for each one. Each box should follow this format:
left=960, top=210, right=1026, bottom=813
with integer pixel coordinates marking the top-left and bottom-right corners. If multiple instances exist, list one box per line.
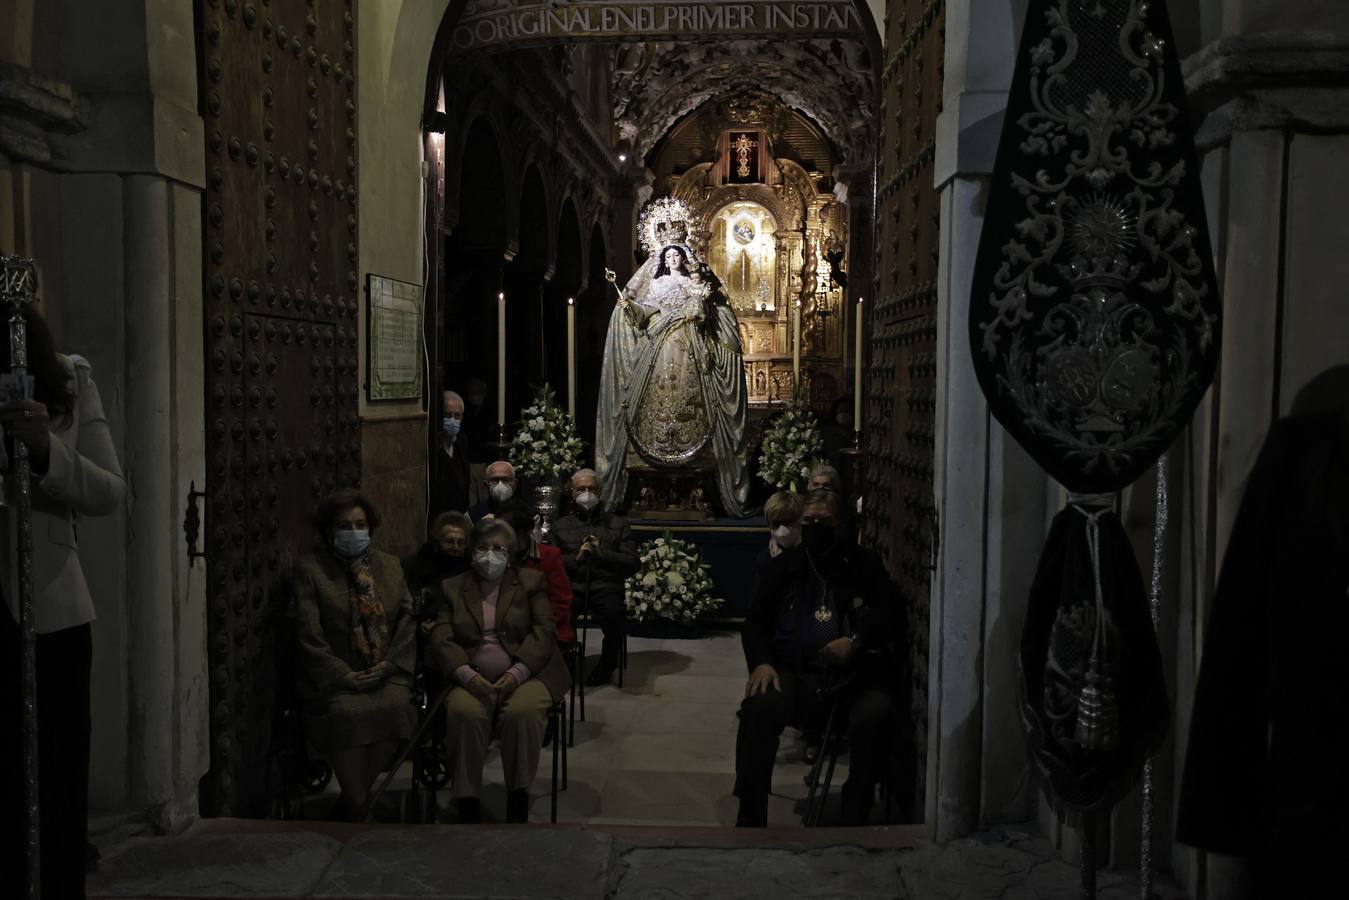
left=929, top=0, right=1045, bottom=841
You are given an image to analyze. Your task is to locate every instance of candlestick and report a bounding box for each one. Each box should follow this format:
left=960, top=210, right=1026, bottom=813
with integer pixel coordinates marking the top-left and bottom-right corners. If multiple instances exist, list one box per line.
left=497, top=291, right=506, bottom=426
left=793, top=298, right=801, bottom=387
left=566, top=297, right=576, bottom=421
left=854, top=297, right=864, bottom=430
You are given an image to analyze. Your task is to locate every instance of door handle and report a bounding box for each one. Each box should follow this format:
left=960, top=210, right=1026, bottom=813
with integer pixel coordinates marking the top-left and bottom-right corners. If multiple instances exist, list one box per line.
left=183, top=480, right=206, bottom=568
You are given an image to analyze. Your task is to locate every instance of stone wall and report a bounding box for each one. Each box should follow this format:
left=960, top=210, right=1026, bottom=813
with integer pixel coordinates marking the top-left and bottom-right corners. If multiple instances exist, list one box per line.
left=354, top=1, right=444, bottom=547
left=0, top=0, right=207, bottom=829
left=362, top=415, right=429, bottom=557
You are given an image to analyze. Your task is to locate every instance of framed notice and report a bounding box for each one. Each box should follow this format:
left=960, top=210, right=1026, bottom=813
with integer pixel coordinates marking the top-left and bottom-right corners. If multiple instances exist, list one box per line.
left=366, top=274, right=424, bottom=401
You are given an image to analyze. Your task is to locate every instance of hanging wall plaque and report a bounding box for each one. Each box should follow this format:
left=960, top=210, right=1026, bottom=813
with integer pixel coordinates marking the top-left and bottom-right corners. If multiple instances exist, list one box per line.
left=367, top=273, right=425, bottom=402
left=969, top=0, right=1221, bottom=829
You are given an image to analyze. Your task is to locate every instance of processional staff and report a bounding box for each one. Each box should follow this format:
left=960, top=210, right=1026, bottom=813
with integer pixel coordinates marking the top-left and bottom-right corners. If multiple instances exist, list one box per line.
left=604, top=267, right=639, bottom=327
left=1, top=254, right=42, bottom=899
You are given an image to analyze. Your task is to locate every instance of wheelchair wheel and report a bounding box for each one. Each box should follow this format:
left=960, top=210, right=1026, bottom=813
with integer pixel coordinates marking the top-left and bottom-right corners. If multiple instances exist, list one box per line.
left=416, top=745, right=451, bottom=790
left=304, top=759, right=333, bottom=794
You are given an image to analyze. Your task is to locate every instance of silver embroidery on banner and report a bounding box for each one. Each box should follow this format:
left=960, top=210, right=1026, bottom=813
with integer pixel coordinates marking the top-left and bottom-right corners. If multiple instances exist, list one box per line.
left=976, top=0, right=1218, bottom=481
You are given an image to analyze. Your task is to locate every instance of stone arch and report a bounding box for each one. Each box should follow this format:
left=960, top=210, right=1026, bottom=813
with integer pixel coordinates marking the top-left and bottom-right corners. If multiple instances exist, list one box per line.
left=444, top=96, right=519, bottom=253
left=517, top=145, right=561, bottom=278
left=515, top=163, right=552, bottom=277
left=572, top=219, right=613, bottom=445
left=452, top=115, right=511, bottom=256
left=555, top=196, right=585, bottom=295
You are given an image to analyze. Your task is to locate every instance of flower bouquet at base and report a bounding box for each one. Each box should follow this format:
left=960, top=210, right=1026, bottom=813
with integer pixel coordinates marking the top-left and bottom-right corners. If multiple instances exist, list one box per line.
left=756, top=399, right=824, bottom=491
left=507, top=383, right=584, bottom=481
left=624, top=532, right=723, bottom=627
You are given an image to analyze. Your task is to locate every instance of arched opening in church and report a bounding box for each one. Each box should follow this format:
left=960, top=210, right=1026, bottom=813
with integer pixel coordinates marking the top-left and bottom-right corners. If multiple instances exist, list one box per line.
left=405, top=0, right=932, bottom=830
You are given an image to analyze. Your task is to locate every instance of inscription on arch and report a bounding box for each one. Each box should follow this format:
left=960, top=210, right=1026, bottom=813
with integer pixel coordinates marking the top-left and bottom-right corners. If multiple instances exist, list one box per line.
left=452, top=1, right=864, bottom=52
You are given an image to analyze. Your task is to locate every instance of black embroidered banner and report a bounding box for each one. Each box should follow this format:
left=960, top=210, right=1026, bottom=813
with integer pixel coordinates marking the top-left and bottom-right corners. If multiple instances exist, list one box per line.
left=969, top=0, right=1221, bottom=495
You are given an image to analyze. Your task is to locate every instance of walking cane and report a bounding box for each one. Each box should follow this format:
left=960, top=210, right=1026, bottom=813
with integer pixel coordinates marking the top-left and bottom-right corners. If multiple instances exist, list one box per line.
left=578, top=553, right=593, bottom=723
left=2, top=256, right=42, bottom=898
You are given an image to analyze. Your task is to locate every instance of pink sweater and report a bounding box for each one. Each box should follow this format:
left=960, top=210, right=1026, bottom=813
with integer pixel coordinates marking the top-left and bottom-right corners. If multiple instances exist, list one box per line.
left=454, top=579, right=532, bottom=688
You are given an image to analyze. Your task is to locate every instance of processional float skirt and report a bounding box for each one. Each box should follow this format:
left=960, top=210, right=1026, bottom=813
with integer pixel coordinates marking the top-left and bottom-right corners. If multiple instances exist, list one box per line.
left=968, top=0, right=1221, bottom=812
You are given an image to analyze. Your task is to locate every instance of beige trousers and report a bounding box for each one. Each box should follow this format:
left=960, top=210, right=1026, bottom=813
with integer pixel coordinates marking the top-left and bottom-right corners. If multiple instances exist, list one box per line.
left=444, top=678, right=552, bottom=798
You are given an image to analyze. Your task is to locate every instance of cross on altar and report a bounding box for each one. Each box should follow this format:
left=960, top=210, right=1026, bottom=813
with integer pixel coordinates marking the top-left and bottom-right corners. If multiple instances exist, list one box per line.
left=732, top=133, right=758, bottom=179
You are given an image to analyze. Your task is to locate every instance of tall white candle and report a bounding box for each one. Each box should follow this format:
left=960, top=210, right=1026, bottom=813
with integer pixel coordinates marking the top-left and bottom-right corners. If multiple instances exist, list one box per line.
left=497, top=291, right=506, bottom=427
left=793, top=298, right=801, bottom=386
left=854, top=297, right=864, bottom=431
left=567, top=297, right=576, bottom=421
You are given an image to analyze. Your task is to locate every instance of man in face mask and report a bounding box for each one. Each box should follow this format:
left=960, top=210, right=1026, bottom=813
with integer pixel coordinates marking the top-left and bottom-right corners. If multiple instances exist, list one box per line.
left=429, top=389, right=484, bottom=521
left=807, top=464, right=841, bottom=494
left=734, top=488, right=908, bottom=827
left=549, top=468, right=639, bottom=686
left=469, top=460, right=517, bottom=522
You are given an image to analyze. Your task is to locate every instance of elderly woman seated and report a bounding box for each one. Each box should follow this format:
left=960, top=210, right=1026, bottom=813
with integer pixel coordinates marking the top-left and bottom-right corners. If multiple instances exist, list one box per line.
left=429, top=518, right=570, bottom=823
left=402, top=511, right=473, bottom=618
left=292, top=489, right=417, bottom=819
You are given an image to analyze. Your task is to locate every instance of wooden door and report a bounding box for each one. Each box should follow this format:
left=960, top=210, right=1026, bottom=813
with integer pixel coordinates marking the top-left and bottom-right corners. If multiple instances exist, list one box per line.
left=864, top=0, right=945, bottom=814
left=197, top=0, right=360, bottom=816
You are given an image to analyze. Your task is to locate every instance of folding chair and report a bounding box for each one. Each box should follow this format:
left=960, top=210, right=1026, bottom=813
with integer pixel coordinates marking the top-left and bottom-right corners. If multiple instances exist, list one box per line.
left=801, top=669, right=856, bottom=827
left=545, top=699, right=566, bottom=821
left=801, top=668, right=902, bottom=827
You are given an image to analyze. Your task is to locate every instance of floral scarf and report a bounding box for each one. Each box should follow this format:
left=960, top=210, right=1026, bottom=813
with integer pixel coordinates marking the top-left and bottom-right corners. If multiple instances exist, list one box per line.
left=347, top=555, right=389, bottom=666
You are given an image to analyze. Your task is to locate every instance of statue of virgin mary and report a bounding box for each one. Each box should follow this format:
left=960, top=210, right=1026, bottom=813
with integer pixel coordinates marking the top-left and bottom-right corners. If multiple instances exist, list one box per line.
left=595, top=198, right=751, bottom=516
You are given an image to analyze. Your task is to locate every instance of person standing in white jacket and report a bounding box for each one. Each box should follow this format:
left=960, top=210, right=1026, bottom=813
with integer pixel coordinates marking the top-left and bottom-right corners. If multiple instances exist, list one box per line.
left=0, top=305, right=124, bottom=900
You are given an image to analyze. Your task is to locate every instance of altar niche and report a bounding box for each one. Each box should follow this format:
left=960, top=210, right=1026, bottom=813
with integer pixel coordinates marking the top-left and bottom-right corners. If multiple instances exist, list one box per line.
left=708, top=201, right=779, bottom=312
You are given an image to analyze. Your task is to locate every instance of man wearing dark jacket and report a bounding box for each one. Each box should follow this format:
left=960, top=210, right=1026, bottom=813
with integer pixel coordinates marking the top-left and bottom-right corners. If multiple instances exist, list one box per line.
left=734, top=488, right=905, bottom=827
left=550, top=468, right=639, bottom=687
left=429, top=389, right=482, bottom=519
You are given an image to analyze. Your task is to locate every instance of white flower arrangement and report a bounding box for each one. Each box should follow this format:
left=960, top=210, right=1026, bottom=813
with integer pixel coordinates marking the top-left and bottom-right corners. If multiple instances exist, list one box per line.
left=757, top=400, right=824, bottom=490
left=507, top=384, right=584, bottom=480
left=624, top=533, right=723, bottom=624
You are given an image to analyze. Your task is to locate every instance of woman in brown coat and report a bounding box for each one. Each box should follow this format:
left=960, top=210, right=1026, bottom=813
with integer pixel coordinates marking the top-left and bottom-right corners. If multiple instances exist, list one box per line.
left=293, top=489, right=416, bottom=819
left=430, top=518, right=570, bottom=824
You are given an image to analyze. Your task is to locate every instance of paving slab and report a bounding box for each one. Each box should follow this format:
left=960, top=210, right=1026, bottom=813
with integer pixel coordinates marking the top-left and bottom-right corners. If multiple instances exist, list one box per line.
left=311, top=828, right=615, bottom=899
left=609, top=844, right=904, bottom=899
left=894, top=830, right=1189, bottom=900
left=89, top=829, right=341, bottom=898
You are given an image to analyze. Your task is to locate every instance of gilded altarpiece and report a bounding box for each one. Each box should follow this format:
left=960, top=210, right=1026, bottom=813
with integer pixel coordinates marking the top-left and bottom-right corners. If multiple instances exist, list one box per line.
left=866, top=0, right=945, bottom=812
left=671, top=157, right=849, bottom=417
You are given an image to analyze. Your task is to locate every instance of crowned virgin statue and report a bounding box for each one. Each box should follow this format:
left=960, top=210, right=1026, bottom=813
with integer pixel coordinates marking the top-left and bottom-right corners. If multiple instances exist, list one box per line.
left=595, top=198, right=751, bottom=516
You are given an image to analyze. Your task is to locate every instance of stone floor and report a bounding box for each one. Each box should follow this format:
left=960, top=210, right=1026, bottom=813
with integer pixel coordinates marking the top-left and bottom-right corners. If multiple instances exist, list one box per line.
left=88, top=821, right=1189, bottom=898
left=86, top=631, right=1189, bottom=897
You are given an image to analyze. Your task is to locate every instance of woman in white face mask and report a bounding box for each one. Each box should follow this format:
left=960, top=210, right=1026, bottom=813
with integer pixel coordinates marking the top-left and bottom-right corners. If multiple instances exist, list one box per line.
left=429, top=519, right=572, bottom=824
left=292, top=489, right=418, bottom=820
left=763, top=490, right=805, bottom=560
